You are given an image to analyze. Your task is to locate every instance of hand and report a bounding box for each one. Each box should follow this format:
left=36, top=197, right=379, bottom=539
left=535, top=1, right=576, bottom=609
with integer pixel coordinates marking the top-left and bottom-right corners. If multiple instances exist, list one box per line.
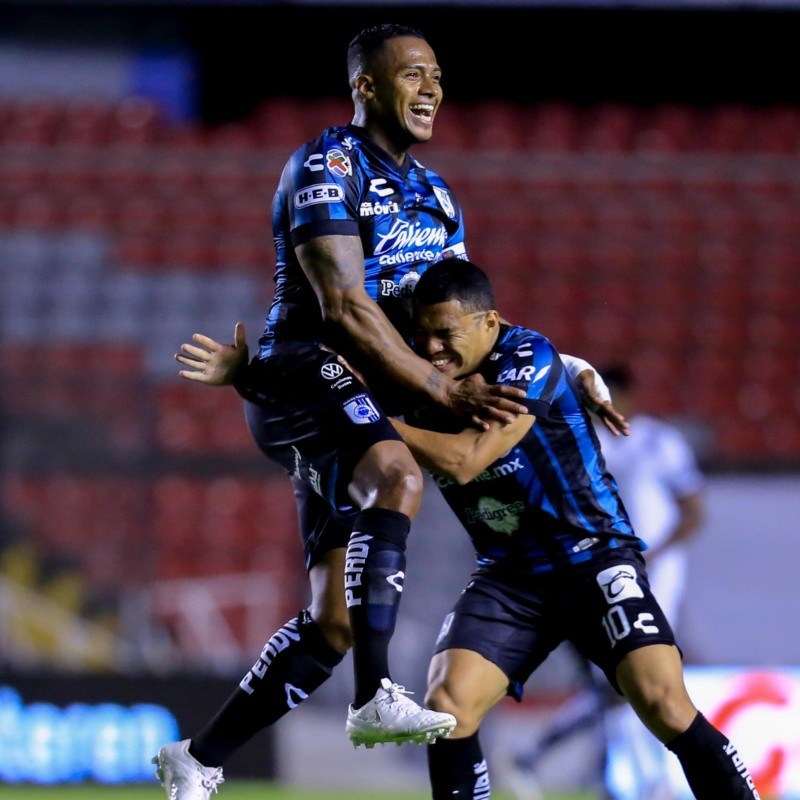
left=446, top=373, right=529, bottom=430
left=175, top=322, right=248, bottom=386
left=575, top=368, right=630, bottom=436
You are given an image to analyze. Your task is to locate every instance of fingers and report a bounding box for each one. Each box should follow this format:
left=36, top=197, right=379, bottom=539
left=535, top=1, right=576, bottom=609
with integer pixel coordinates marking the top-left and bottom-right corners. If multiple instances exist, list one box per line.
left=470, top=414, right=491, bottom=431
left=491, top=385, right=528, bottom=414
left=180, top=342, right=212, bottom=361
left=191, top=333, right=221, bottom=351
left=178, top=368, right=206, bottom=383
left=480, top=407, right=517, bottom=426
left=495, top=397, right=530, bottom=416
left=597, top=403, right=630, bottom=437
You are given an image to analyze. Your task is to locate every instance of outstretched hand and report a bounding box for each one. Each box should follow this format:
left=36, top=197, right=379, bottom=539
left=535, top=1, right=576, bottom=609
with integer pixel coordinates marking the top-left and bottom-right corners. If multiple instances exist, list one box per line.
left=575, top=368, right=629, bottom=436
left=447, top=373, right=529, bottom=430
left=175, top=322, right=249, bottom=387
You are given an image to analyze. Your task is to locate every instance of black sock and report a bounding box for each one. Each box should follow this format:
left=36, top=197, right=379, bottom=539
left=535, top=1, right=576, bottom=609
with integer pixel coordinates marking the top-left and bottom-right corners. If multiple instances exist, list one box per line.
left=189, top=610, right=344, bottom=767
left=428, top=732, right=491, bottom=800
left=344, top=507, right=410, bottom=707
left=666, top=712, right=762, bottom=799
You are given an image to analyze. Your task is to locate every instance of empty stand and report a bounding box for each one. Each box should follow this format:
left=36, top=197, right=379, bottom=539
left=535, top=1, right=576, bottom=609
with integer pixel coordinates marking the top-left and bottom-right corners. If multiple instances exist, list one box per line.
left=2, top=95, right=799, bottom=617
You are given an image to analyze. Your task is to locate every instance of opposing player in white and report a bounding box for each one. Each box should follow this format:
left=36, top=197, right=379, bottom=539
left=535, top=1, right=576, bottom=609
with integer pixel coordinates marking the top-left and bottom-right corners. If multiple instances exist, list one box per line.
left=595, top=364, right=705, bottom=800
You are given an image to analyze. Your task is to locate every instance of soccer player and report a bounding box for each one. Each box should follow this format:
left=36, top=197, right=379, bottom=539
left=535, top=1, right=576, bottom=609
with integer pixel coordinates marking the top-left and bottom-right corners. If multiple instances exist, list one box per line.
left=392, top=258, right=760, bottom=800
left=154, top=23, right=624, bottom=800
left=153, top=22, right=529, bottom=800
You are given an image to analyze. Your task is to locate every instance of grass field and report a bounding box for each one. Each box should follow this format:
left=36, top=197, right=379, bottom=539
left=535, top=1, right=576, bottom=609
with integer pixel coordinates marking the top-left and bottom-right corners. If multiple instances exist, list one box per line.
left=0, top=782, right=595, bottom=800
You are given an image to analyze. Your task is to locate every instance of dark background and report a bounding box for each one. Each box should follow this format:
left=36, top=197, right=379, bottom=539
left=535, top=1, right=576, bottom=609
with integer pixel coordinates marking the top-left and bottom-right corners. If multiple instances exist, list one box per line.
left=0, top=3, right=798, bottom=122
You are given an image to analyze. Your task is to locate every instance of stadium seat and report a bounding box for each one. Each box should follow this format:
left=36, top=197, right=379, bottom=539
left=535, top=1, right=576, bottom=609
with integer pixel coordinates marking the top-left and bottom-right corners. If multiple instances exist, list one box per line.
left=634, top=104, right=701, bottom=153
left=581, top=103, right=637, bottom=152
left=57, top=98, right=115, bottom=146
left=521, top=102, right=581, bottom=152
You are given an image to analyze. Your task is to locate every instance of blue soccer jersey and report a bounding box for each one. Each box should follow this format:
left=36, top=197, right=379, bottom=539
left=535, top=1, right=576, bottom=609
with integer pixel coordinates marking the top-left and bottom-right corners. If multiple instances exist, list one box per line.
left=258, top=124, right=467, bottom=359
left=415, top=324, right=644, bottom=574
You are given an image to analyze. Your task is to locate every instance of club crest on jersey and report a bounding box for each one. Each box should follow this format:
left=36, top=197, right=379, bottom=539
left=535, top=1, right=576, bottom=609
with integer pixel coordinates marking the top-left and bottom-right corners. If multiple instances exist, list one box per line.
left=326, top=149, right=352, bottom=177
left=432, top=186, right=455, bottom=218
left=596, top=564, right=644, bottom=604
left=295, top=184, right=344, bottom=208
left=343, top=394, right=381, bottom=424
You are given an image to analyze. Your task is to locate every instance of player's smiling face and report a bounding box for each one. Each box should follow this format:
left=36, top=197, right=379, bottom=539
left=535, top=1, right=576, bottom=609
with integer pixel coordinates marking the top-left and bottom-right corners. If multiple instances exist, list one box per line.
left=369, top=36, right=442, bottom=147
left=412, top=299, right=500, bottom=379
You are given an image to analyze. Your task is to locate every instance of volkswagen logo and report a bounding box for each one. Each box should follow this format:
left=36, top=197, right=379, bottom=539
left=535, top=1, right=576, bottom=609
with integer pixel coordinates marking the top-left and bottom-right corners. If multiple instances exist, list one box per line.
left=321, top=362, right=344, bottom=380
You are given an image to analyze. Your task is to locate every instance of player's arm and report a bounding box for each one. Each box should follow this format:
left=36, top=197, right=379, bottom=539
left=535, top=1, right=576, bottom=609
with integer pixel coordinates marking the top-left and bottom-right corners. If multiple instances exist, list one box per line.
left=561, top=353, right=629, bottom=437
left=671, top=490, right=704, bottom=545
left=297, top=235, right=528, bottom=424
left=391, top=413, right=535, bottom=485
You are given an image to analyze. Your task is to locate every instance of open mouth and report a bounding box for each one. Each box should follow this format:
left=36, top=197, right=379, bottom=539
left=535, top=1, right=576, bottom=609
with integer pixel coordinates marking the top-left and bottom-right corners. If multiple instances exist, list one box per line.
left=409, top=103, right=435, bottom=123
left=431, top=356, right=453, bottom=372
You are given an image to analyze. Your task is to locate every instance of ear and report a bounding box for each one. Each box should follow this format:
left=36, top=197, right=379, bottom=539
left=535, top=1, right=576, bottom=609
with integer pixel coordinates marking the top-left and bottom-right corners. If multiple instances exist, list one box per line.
left=354, top=74, right=375, bottom=100
left=485, top=310, right=500, bottom=331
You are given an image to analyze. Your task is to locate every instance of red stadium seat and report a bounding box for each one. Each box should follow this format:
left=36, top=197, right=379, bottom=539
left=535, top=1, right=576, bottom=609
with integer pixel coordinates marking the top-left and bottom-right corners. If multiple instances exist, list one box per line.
left=521, top=102, right=580, bottom=152
left=634, top=104, right=701, bottom=153
left=581, top=103, right=637, bottom=152
left=57, top=98, right=115, bottom=146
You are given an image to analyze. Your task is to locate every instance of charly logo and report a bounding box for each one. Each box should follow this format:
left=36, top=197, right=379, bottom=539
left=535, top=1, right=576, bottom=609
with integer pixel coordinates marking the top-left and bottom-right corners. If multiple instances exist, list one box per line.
left=369, top=178, right=394, bottom=197
left=321, top=362, right=343, bottom=380
left=596, top=564, right=644, bottom=604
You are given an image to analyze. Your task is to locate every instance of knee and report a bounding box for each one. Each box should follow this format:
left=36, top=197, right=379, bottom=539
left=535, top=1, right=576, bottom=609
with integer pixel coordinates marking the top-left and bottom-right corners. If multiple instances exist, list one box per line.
left=629, top=681, right=696, bottom=740
left=311, top=610, right=352, bottom=654
left=351, top=448, right=424, bottom=515
left=426, top=684, right=481, bottom=737
left=377, top=458, right=424, bottom=503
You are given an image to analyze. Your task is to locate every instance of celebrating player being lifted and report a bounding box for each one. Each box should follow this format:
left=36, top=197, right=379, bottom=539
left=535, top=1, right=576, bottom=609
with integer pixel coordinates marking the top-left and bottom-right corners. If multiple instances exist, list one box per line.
left=154, top=22, right=622, bottom=800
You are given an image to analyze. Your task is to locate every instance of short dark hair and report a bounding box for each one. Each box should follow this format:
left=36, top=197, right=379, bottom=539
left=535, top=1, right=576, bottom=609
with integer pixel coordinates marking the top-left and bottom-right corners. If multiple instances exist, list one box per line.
left=413, top=257, right=496, bottom=314
left=347, top=23, right=427, bottom=78
left=598, top=363, right=634, bottom=392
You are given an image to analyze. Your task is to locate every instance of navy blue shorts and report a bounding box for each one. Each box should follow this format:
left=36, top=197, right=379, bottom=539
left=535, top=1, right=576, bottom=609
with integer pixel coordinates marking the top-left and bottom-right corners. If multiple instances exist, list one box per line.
left=433, top=545, right=678, bottom=699
left=239, top=344, right=402, bottom=567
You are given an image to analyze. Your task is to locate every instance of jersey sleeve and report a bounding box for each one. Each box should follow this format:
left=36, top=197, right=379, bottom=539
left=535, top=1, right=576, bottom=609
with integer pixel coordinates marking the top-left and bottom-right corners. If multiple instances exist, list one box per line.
left=492, top=334, right=565, bottom=416
left=281, top=132, right=363, bottom=246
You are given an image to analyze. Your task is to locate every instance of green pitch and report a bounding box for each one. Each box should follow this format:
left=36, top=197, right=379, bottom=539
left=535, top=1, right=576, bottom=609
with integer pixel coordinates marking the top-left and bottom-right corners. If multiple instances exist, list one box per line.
left=0, top=782, right=595, bottom=800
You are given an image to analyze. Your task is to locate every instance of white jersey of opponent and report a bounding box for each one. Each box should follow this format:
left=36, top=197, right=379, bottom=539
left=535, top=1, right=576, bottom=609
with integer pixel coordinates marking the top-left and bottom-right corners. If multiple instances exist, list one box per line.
left=595, top=414, right=704, bottom=625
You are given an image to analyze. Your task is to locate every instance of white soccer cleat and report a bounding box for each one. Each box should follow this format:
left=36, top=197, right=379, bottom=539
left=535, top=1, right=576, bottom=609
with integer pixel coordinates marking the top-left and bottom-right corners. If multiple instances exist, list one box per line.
left=152, top=739, right=225, bottom=799
left=346, top=677, right=457, bottom=748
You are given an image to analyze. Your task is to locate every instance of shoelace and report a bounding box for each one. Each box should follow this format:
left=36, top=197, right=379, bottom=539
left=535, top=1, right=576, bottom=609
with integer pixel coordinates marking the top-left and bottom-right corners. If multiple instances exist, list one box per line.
left=200, top=768, right=224, bottom=793
left=379, top=682, right=414, bottom=706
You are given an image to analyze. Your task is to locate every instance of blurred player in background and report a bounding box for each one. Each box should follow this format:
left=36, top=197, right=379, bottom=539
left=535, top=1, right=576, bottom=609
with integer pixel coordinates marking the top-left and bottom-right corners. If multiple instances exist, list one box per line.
left=597, top=364, right=705, bottom=800
left=507, top=364, right=706, bottom=800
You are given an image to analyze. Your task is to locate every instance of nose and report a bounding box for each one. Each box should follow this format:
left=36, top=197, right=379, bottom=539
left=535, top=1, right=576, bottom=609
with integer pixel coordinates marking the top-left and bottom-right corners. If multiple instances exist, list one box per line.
left=420, top=73, right=440, bottom=97
left=424, top=337, right=444, bottom=356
